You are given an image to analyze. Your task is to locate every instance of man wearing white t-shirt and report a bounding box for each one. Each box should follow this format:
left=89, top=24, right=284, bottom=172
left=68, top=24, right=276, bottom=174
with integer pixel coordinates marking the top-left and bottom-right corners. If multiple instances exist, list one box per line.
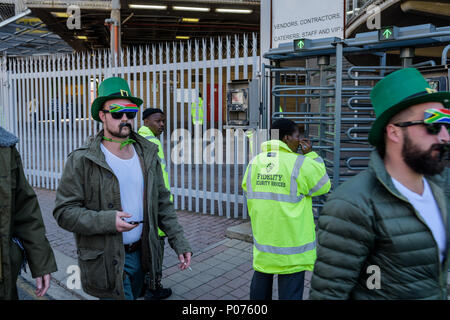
left=311, top=68, right=450, bottom=299
left=54, top=77, right=192, bottom=300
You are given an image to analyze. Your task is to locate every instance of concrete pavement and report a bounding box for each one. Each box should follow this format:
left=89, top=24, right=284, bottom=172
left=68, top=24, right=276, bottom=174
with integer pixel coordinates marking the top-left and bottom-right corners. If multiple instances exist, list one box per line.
left=25, top=187, right=312, bottom=300
left=19, top=188, right=448, bottom=300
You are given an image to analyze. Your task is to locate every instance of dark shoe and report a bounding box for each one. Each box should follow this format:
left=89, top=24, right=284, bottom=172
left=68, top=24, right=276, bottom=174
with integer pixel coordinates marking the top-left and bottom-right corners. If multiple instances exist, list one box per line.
left=144, top=287, right=173, bottom=300
left=139, top=285, right=146, bottom=298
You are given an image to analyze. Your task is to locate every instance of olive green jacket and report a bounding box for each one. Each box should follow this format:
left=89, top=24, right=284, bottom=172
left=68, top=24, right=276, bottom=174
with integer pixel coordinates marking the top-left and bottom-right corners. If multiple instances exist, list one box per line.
left=310, top=151, right=449, bottom=300
left=53, top=130, right=191, bottom=299
left=0, top=127, right=57, bottom=300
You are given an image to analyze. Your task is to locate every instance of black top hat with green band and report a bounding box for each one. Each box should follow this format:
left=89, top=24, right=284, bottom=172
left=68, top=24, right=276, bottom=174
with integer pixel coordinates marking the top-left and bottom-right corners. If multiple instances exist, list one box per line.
left=91, top=77, right=143, bottom=122
left=369, top=68, right=450, bottom=146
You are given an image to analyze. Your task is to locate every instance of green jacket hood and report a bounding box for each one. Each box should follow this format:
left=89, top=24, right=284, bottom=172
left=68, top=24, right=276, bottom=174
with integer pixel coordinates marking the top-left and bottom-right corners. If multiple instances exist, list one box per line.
left=368, top=151, right=402, bottom=198
left=0, top=126, right=19, bottom=147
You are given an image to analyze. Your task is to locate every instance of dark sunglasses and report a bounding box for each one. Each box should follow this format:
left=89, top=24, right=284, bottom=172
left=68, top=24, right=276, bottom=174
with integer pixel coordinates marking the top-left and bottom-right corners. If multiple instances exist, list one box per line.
left=102, top=110, right=137, bottom=120
left=394, top=121, right=450, bottom=135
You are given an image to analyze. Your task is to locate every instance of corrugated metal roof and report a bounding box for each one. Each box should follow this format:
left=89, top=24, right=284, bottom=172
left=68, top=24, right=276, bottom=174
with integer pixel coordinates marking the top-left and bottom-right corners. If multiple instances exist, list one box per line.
left=24, top=0, right=260, bottom=9
left=0, top=1, right=73, bottom=56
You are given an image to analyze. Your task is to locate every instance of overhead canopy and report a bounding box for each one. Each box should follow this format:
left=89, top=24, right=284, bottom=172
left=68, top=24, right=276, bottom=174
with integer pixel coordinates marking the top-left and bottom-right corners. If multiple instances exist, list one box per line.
left=346, top=0, right=450, bottom=38
left=344, top=0, right=450, bottom=66
left=24, top=0, right=261, bottom=51
left=0, top=1, right=73, bottom=56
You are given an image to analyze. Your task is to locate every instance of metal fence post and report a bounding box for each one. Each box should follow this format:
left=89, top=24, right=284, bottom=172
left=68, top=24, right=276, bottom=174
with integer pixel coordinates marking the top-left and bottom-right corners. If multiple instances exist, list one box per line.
left=333, top=41, right=343, bottom=190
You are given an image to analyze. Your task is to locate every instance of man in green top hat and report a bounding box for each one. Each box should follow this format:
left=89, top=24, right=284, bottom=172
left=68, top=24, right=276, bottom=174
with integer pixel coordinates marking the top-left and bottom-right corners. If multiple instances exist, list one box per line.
left=310, top=68, right=450, bottom=299
left=53, top=76, right=192, bottom=300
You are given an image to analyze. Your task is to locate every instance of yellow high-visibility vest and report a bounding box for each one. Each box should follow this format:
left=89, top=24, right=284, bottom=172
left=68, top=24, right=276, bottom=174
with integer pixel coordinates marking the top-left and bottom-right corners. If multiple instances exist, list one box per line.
left=242, top=140, right=330, bottom=274
left=246, top=130, right=255, bottom=156
left=191, top=97, right=204, bottom=125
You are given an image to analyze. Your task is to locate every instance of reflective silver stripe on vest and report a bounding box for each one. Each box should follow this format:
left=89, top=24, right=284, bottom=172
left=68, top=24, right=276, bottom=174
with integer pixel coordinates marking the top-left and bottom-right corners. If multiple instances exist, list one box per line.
left=245, top=191, right=304, bottom=203
left=246, top=159, right=256, bottom=193
left=254, top=237, right=316, bottom=255
left=313, top=156, right=324, bottom=164
left=307, top=173, right=330, bottom=196
left=145, top=135, right=158, bottom=141
left=246, top=154, right=306, bottom=203
left=290, top=155, right=305, bottom=196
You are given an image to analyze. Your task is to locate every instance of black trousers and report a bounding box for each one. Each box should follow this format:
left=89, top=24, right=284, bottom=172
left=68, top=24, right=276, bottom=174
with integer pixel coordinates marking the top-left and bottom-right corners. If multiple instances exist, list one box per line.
left=250, top=270, right=305, bottom=300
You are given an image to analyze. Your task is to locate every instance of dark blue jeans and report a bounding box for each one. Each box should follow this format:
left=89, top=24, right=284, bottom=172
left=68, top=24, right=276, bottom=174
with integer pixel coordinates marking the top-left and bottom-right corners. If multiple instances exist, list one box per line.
left=101, top=250, right=144, bottom=300
left=123, top=250, right=145, bottom=300
left=250, top=270, right=305, bottom=300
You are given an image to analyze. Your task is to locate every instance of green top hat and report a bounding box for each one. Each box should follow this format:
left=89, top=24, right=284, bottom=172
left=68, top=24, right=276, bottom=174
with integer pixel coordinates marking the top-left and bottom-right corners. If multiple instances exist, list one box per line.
left=369, top=68, right=450, bottom=146
left=91, top=77, right=143, bottom=122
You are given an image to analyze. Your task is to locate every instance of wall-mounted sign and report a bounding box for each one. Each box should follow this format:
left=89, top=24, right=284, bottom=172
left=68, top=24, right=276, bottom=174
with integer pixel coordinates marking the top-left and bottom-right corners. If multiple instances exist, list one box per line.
left=271, top=0, right=345, bottom=48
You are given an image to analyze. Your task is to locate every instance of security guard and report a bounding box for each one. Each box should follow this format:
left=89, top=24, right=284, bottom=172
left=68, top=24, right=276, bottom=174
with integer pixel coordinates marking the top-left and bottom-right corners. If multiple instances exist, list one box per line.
left=191, top=93, right=204, bottom=129
left=138, top=108, right=171, bottom=201
left=138, top=108, right=172, bottom=300
left=242, top=119, right=331, bottom=300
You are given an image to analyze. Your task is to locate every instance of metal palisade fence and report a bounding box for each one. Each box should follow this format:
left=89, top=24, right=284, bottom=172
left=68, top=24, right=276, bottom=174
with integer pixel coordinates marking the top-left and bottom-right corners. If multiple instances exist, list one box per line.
left=0, top=34, right=260, bottom=219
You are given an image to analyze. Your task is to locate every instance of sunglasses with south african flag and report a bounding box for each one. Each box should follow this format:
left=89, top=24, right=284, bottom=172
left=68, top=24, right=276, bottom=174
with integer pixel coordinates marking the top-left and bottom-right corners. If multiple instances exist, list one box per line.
left=394, top=108, right=450, bottom=135
left=102, top=103, right=139, bottom=119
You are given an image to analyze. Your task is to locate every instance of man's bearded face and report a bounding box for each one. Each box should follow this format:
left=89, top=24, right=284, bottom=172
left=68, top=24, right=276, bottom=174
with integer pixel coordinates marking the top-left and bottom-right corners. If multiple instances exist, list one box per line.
left=402, top=130, right=448, bottom=175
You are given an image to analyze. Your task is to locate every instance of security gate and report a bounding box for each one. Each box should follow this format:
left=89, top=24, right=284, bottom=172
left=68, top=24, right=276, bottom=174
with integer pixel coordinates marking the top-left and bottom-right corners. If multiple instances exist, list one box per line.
left=0, top=34, right=260, bottom=219
left=262, top=24, right=450, bottom=212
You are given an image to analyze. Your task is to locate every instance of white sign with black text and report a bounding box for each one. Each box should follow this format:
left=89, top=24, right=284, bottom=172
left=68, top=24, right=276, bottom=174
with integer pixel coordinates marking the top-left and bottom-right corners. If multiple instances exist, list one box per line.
left=272, top=0, right=345, bottom=48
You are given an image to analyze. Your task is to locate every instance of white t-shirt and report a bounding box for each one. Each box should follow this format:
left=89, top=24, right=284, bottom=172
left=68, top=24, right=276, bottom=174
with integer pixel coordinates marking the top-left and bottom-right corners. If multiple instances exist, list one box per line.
left=392, top=177, right=447, bottom=263
left=100, top=143, right=144, bottom=245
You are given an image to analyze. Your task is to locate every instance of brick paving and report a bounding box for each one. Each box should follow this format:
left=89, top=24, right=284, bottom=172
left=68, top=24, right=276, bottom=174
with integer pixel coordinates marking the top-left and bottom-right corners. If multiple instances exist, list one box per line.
left=35, top=188, right=78, bottom=259
left=33, top=187, right=449, bottom=300
left=34, top=187, right=315, bottom=300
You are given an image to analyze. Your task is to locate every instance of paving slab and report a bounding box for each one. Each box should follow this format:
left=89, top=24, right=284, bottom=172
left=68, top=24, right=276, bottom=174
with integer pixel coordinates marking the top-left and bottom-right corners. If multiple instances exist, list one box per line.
left=225, top=222, right=253, bottom=243
left=33, top=187, right=450, bottom=301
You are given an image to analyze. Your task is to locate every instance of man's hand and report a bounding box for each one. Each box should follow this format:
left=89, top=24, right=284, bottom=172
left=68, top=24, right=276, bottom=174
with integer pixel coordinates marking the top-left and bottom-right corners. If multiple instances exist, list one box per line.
left=178, top=252, right=192, bottom=270
left=299, top=138, right=312, bottom=154
left=116, top=211, right=138, bottom=232
left=35, top=274, right=51, bottom=297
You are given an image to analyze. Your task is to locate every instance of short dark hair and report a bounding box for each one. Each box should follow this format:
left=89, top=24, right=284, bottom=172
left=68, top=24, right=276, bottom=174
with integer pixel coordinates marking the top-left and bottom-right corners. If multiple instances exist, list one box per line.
left=271, top=119, right=299, bottom=141
left=143, top=108, right=164, bottom=120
